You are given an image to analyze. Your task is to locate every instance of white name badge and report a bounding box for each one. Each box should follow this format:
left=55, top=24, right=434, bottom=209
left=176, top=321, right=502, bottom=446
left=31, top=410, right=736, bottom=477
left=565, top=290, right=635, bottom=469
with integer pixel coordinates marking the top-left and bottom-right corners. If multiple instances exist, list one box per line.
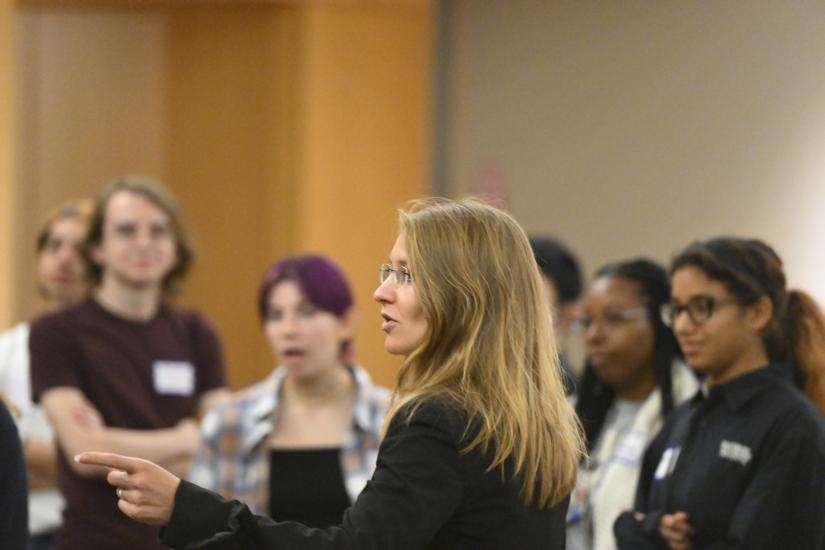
left=654, top=446, right=681, bottom=480
left=613, top=431, right=647, bottom=467
left=153, top=361, right=195, bottom=396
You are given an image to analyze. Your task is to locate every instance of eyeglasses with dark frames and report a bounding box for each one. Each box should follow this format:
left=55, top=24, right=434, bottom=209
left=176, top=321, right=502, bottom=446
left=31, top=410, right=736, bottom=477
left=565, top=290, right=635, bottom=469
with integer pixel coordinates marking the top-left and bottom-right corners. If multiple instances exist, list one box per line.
left=379, top=263, right=413, bottom=286
left=577, top=307, right=648, bottom=332
left=660, top=295, right=738, bottom=327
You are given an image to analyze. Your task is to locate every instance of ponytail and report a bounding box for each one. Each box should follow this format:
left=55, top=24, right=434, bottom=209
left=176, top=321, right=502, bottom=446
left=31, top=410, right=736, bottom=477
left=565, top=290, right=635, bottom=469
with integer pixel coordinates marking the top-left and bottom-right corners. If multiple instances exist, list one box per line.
left=783, top=290, right=825, bottom=413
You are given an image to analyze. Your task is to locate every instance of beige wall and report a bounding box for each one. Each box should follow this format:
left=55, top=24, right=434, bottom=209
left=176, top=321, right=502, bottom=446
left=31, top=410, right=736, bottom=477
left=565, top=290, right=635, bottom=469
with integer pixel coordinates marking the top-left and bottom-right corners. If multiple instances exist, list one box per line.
left=441, top=2, right=825, bottom=303
left=5, top=1, right=430, bottom=388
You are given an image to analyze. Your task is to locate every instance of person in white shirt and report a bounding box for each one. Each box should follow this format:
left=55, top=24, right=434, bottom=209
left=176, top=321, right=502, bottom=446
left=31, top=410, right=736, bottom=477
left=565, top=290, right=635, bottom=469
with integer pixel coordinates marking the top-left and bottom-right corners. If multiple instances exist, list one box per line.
left=0, top=199, right=92, bottom=550
left=567, top=258, right=698, bottom=550
left=29, top=177, right=229, bottom=550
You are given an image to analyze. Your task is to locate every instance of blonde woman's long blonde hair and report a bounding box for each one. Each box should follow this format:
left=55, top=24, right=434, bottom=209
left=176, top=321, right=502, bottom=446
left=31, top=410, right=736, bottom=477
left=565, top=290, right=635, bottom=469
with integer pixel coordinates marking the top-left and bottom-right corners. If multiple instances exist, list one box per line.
left=384, top=197, right=585, bottom=508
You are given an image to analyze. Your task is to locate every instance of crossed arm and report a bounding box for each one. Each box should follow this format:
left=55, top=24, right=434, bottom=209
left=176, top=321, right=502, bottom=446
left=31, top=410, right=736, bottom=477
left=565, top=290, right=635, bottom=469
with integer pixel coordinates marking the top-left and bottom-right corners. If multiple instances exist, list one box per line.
left=42, top=386, right=228, bottom=478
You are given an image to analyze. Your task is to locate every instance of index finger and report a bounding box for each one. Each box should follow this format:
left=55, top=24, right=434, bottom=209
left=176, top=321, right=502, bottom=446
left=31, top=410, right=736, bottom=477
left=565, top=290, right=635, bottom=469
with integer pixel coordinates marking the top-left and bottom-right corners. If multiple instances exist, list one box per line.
left=74, top=452, right=141, bottom=473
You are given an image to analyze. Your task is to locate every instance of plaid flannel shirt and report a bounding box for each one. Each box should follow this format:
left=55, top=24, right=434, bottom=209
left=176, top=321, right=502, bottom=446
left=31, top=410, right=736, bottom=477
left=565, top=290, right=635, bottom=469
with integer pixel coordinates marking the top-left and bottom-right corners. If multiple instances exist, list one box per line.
left=188, top=365, right=389, bottom=515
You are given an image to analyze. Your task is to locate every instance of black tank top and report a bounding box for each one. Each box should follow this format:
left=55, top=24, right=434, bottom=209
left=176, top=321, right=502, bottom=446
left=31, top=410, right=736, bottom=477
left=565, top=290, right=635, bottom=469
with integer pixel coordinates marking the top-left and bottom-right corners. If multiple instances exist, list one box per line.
left=269, top=448, right=351, bottom=528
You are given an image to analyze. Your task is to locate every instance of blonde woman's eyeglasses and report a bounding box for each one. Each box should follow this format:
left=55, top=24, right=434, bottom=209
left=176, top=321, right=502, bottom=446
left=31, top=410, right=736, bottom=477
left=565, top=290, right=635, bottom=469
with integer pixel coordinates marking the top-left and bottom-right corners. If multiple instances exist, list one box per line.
left=379, top=264, right=413, bottom=285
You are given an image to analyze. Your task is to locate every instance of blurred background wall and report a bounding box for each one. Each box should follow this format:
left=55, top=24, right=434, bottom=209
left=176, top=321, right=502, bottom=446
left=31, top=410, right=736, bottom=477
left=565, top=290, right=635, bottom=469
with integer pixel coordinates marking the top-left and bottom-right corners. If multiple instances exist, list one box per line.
left=1, top=0, right=14, bottom=334
left=437, top=1, right=825, bottom=304
left=3, top=0, right=825, bottom=389
left=2, top=0, right=430, bottom=388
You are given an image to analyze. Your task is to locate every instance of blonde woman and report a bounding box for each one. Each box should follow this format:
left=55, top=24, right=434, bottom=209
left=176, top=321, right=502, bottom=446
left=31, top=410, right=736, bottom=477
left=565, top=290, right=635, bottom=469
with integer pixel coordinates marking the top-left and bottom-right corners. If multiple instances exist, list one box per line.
left=77, top=198, right=585, bottom=550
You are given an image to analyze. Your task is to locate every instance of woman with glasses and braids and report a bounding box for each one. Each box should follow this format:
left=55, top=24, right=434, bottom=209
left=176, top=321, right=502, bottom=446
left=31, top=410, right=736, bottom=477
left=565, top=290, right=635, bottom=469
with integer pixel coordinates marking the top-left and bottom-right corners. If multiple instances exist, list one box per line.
left=614, top=237, right=825, bottom=550
left=567, top=259, right=698, bottom=550
left=76, top=198, right=584, bottom=549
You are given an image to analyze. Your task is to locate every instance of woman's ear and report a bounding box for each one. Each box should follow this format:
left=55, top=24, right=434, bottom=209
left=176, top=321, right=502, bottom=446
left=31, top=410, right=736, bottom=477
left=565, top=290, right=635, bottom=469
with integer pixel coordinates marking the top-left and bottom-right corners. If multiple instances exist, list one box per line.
left=747, top=296, right=774, bottom=332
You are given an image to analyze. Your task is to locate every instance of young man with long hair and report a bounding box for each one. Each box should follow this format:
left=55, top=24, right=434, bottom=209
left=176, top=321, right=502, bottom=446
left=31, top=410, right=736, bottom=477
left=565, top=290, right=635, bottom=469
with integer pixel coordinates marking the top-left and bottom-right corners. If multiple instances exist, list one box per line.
left=30, top=177, right=229, bottom=550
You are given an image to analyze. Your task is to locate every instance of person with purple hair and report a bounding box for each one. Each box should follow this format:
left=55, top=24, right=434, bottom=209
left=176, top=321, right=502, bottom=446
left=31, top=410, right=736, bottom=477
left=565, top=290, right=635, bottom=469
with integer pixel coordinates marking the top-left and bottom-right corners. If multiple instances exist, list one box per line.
left=187, top=255, right=390, bottom=528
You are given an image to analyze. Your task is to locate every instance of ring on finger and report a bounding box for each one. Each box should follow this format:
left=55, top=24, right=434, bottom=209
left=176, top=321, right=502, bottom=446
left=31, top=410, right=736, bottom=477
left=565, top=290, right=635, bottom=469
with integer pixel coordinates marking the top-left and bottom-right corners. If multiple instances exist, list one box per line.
left=116, top=488, right=123, bottom=499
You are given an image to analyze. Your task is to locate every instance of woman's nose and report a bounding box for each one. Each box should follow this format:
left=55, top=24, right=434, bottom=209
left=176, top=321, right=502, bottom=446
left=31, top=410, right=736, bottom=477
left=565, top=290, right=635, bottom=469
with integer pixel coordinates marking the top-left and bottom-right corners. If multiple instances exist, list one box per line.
left=583, top=320, right=605, bottom=344
left=373, top=277, right=394, bottom=303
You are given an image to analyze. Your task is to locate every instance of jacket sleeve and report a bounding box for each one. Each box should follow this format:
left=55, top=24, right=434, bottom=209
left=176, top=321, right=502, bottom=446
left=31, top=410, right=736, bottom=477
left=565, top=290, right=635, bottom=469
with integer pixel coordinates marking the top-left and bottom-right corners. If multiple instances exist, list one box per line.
left=160, top=402, right=465, bottom=550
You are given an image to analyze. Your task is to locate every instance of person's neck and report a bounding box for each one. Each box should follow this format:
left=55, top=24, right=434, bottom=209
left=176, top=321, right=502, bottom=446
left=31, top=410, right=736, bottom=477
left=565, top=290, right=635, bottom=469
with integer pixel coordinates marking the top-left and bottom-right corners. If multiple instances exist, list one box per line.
left=94, top=279, right=162, bottom=322
left=707, top=347, right=769, bottom=388
left=43, top=298, right=74, bottom=314
left=615, top=372, right=656, bottom=402
left=284, top=366, right=354, bottom=407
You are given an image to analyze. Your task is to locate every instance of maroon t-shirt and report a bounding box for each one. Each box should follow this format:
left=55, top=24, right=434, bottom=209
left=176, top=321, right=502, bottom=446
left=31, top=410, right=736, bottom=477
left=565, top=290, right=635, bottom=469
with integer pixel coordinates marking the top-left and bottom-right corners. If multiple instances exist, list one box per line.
left=30, top=297, right=227, bottom=550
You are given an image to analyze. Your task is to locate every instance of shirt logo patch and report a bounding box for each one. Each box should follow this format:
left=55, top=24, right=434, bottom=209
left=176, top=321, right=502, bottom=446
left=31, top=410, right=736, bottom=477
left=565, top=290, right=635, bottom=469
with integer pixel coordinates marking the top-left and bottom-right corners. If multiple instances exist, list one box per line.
left=719, top=440, right=752, bottom=466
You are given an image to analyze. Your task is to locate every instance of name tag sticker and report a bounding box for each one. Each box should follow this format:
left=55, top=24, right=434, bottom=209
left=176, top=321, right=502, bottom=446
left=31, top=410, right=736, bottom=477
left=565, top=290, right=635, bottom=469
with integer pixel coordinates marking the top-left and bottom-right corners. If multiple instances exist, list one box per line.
left=153, top=361, right=195, bottom=396
left=614, top=431, right=647, bottom=466
left=654, top=446, right=681, bottom=480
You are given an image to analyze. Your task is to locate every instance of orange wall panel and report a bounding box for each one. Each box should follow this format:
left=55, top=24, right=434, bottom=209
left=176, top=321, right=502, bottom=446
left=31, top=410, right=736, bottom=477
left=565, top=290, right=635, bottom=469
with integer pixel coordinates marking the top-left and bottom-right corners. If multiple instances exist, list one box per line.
left=166, top=6, right=297, bottom=389
left=6, top=1, right=431, bottom=391
left=0, top=0, right=13, bottom=329
left=297, top=2, right=431, bottom=388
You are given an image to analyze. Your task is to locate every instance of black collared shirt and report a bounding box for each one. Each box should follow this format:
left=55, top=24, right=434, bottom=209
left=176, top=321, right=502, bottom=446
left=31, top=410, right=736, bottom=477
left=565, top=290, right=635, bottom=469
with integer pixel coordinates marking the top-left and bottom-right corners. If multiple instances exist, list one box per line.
left=615, top=367, right=825, bottom=549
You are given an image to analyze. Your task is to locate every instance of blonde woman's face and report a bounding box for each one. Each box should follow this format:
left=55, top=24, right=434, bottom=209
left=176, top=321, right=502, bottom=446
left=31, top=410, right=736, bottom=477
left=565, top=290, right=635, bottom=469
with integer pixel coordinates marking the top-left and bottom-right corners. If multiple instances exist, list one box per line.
left=373, top=235, right=428, bottom=356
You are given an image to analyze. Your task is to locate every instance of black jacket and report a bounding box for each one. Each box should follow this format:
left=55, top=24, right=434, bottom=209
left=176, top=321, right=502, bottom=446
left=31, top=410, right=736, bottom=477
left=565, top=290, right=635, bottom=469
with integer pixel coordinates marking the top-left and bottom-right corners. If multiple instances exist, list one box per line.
left=161, top=399, right=568, bottom=549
